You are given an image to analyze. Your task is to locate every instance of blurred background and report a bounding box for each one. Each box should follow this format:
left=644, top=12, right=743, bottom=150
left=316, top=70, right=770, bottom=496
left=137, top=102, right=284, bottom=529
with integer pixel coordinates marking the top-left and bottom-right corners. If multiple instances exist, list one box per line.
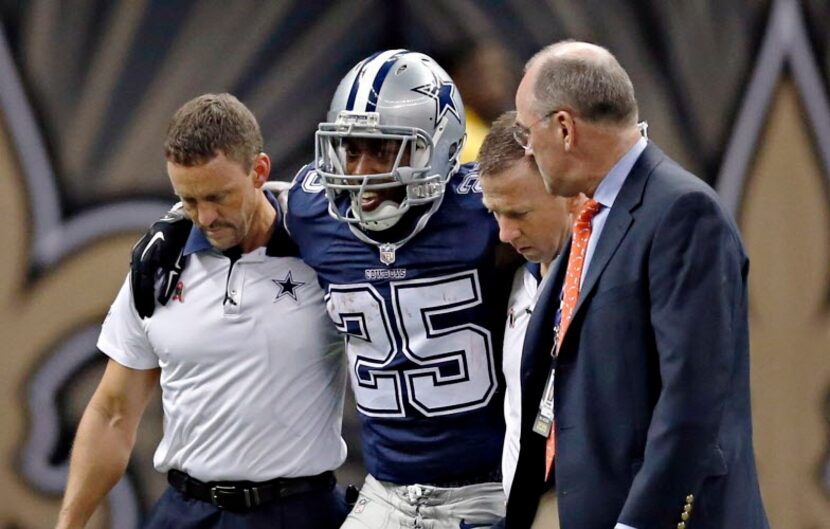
left=0, top=0, right=828, bottom=527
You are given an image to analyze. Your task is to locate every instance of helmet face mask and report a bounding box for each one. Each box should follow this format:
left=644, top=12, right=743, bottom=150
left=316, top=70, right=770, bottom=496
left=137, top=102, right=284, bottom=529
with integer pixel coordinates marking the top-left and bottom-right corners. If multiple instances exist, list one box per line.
left=315, top=50, right=466, bottom=234
left=316, top=113, right=445, bottom=230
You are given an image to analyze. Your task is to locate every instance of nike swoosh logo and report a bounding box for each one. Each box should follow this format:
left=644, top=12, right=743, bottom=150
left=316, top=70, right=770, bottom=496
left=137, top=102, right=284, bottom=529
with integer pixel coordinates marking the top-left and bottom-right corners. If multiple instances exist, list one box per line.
left=140, top=231, right=165, bottom=261
left=459, top=520, right=491, bottom=529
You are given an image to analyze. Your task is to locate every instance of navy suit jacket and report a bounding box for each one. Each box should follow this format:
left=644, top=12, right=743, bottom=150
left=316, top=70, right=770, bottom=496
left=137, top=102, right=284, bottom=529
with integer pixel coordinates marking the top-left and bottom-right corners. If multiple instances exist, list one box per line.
left=504, top=144, right=769, bottom=529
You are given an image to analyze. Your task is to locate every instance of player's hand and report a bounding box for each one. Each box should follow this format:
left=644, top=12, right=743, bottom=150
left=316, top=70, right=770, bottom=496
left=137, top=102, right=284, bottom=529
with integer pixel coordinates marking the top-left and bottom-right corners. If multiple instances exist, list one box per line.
left=130, top=205, right=192, bottom=319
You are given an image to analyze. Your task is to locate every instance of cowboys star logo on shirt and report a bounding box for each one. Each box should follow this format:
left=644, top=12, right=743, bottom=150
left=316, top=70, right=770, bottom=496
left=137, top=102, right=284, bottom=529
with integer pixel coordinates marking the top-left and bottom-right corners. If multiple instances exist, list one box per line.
left=272, top=271, right=305, bottom=302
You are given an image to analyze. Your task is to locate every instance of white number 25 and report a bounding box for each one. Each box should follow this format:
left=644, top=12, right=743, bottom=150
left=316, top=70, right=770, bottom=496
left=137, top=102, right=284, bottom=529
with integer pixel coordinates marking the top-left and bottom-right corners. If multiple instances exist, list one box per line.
left=326, top=270, right=498, bottom=418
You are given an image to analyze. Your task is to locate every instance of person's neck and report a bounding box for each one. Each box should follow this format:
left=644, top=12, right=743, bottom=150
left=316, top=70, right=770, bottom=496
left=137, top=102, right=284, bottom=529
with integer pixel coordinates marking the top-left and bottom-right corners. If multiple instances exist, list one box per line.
left=581, top=126, right=642, bottom=198
left=239, top=193, right=276, bottom=253
left=540, top=260, right=551, bottom=278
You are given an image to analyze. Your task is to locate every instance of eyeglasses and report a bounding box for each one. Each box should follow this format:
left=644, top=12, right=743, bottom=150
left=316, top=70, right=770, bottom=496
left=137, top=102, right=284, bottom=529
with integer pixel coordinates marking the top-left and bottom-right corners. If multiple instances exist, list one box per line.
left=513, top=108, right=564, bottom=150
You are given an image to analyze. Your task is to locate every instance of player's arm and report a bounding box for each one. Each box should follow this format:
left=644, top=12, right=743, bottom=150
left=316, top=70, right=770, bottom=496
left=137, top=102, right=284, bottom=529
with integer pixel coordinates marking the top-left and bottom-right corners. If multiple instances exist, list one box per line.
left=55, top=360, right=160, bottom=529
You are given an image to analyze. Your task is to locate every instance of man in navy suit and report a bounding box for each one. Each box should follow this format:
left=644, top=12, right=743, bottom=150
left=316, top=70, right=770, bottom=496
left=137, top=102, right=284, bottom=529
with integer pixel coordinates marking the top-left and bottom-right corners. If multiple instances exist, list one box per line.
left=505, top=40, right=769, bottom=529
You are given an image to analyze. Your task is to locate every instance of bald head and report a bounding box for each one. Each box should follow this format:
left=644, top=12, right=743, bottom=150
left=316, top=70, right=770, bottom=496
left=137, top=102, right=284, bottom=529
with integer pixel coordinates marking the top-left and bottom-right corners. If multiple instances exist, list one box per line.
left=524, top=40, right=638, bottom=126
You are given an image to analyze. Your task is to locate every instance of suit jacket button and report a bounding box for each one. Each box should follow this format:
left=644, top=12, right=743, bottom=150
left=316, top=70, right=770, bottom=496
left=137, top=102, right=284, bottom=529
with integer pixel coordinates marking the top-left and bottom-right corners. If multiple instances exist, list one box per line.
left=684, top=504, right=693, bottom=513
left=681, top=512, right=689, bottom=521
left=686, top=494, right=694, bottom=503
left=677, top=523, right=686, bottom=529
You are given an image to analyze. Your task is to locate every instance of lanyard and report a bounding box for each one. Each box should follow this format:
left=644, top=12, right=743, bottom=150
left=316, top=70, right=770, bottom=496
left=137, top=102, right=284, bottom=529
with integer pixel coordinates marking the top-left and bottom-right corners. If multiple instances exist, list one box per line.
left=533, top=291, right=565, bottom=437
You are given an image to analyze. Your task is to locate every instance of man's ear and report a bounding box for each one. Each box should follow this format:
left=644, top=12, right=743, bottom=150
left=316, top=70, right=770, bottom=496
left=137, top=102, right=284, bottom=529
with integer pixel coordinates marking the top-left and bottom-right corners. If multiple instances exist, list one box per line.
left=557, top=111, right=577, bottom=151
left=252, top=152, right=271, bottom=188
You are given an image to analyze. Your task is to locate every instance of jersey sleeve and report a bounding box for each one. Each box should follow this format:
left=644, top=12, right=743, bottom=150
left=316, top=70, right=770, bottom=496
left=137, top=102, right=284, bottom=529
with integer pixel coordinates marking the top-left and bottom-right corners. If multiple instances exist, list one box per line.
left=283, top=164, right=310, bottom=237
left=97, top=275, right=159, bottom=370
left=285, top=162, right=327, bottom=229
left=285, top=161, right=340, bottom=264
left=447, top=162, right=488, bottom=213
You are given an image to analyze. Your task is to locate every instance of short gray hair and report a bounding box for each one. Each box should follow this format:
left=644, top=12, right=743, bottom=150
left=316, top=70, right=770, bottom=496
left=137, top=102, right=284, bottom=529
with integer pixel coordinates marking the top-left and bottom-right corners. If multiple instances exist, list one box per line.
left=526, top=40, right=638, bottom=126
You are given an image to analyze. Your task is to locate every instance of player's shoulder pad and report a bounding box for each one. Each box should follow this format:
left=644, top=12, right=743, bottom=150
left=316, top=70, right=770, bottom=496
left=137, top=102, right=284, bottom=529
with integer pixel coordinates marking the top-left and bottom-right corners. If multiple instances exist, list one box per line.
left=286, top=162, right=330, bottom=220
left=447, top=162, right=486, bottom=211
left=289, top=162, right=323, bottom=192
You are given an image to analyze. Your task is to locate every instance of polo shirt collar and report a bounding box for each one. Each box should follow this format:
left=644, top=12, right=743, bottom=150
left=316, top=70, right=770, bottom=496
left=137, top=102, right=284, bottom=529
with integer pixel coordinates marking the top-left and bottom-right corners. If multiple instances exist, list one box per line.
left=183, top=190, right=296, bottom=257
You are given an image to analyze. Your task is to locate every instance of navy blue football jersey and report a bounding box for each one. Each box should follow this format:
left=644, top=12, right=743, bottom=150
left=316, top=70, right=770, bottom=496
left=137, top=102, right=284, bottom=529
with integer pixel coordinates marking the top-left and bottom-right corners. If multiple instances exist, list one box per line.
left=286, top=162, right=507, bottom=485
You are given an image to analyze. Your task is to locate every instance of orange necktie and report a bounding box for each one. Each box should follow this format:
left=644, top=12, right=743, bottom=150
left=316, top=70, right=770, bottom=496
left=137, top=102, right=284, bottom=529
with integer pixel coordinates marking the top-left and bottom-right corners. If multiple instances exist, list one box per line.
left=545, top=199, right=601, bottom=480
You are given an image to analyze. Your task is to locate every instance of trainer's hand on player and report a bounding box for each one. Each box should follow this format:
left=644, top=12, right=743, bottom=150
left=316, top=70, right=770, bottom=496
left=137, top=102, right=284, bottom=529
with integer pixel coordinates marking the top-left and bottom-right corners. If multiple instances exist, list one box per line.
left=130, top=205, right=192, bottom=319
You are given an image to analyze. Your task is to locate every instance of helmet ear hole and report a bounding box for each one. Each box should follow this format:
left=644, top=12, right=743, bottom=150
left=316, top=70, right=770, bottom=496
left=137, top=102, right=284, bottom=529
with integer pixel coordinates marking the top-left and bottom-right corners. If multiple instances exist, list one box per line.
left=448, top=142, right=459, bottom=160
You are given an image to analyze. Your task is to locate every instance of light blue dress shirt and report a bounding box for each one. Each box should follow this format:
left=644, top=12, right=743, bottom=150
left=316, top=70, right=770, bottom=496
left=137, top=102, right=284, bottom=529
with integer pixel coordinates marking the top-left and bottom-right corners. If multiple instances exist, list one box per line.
left=580, top=137, right=648, bottom=288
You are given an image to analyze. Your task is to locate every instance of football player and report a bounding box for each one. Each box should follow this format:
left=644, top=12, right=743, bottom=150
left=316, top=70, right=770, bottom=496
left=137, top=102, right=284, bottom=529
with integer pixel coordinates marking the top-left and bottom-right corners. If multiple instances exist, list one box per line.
left=132, top=50, right=514, bottom=529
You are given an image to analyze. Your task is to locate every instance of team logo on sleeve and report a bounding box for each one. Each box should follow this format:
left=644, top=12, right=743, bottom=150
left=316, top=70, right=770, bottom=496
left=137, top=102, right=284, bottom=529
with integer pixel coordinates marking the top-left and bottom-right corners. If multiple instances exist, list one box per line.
left=272, top=271, right=305, bottom=302
left=456, top=171, right=482, bottom=194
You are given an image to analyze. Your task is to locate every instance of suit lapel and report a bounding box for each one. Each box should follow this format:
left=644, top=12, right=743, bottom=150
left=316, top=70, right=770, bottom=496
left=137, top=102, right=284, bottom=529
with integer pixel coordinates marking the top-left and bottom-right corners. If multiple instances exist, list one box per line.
left=520, top=144, right=665, bottom=378
left=570, top=144, right=664, bottom=324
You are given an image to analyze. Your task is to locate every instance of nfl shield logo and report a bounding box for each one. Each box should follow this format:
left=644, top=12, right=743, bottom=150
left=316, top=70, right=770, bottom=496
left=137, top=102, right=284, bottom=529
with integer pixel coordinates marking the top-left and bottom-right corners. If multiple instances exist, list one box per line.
left=379, top=243, right=396, bottom=265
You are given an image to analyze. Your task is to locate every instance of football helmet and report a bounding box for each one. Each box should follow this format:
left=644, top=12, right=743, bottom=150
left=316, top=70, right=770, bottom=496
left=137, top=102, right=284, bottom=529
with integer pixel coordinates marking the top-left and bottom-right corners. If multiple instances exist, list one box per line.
left=315, top=50, right=466, bottom=233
